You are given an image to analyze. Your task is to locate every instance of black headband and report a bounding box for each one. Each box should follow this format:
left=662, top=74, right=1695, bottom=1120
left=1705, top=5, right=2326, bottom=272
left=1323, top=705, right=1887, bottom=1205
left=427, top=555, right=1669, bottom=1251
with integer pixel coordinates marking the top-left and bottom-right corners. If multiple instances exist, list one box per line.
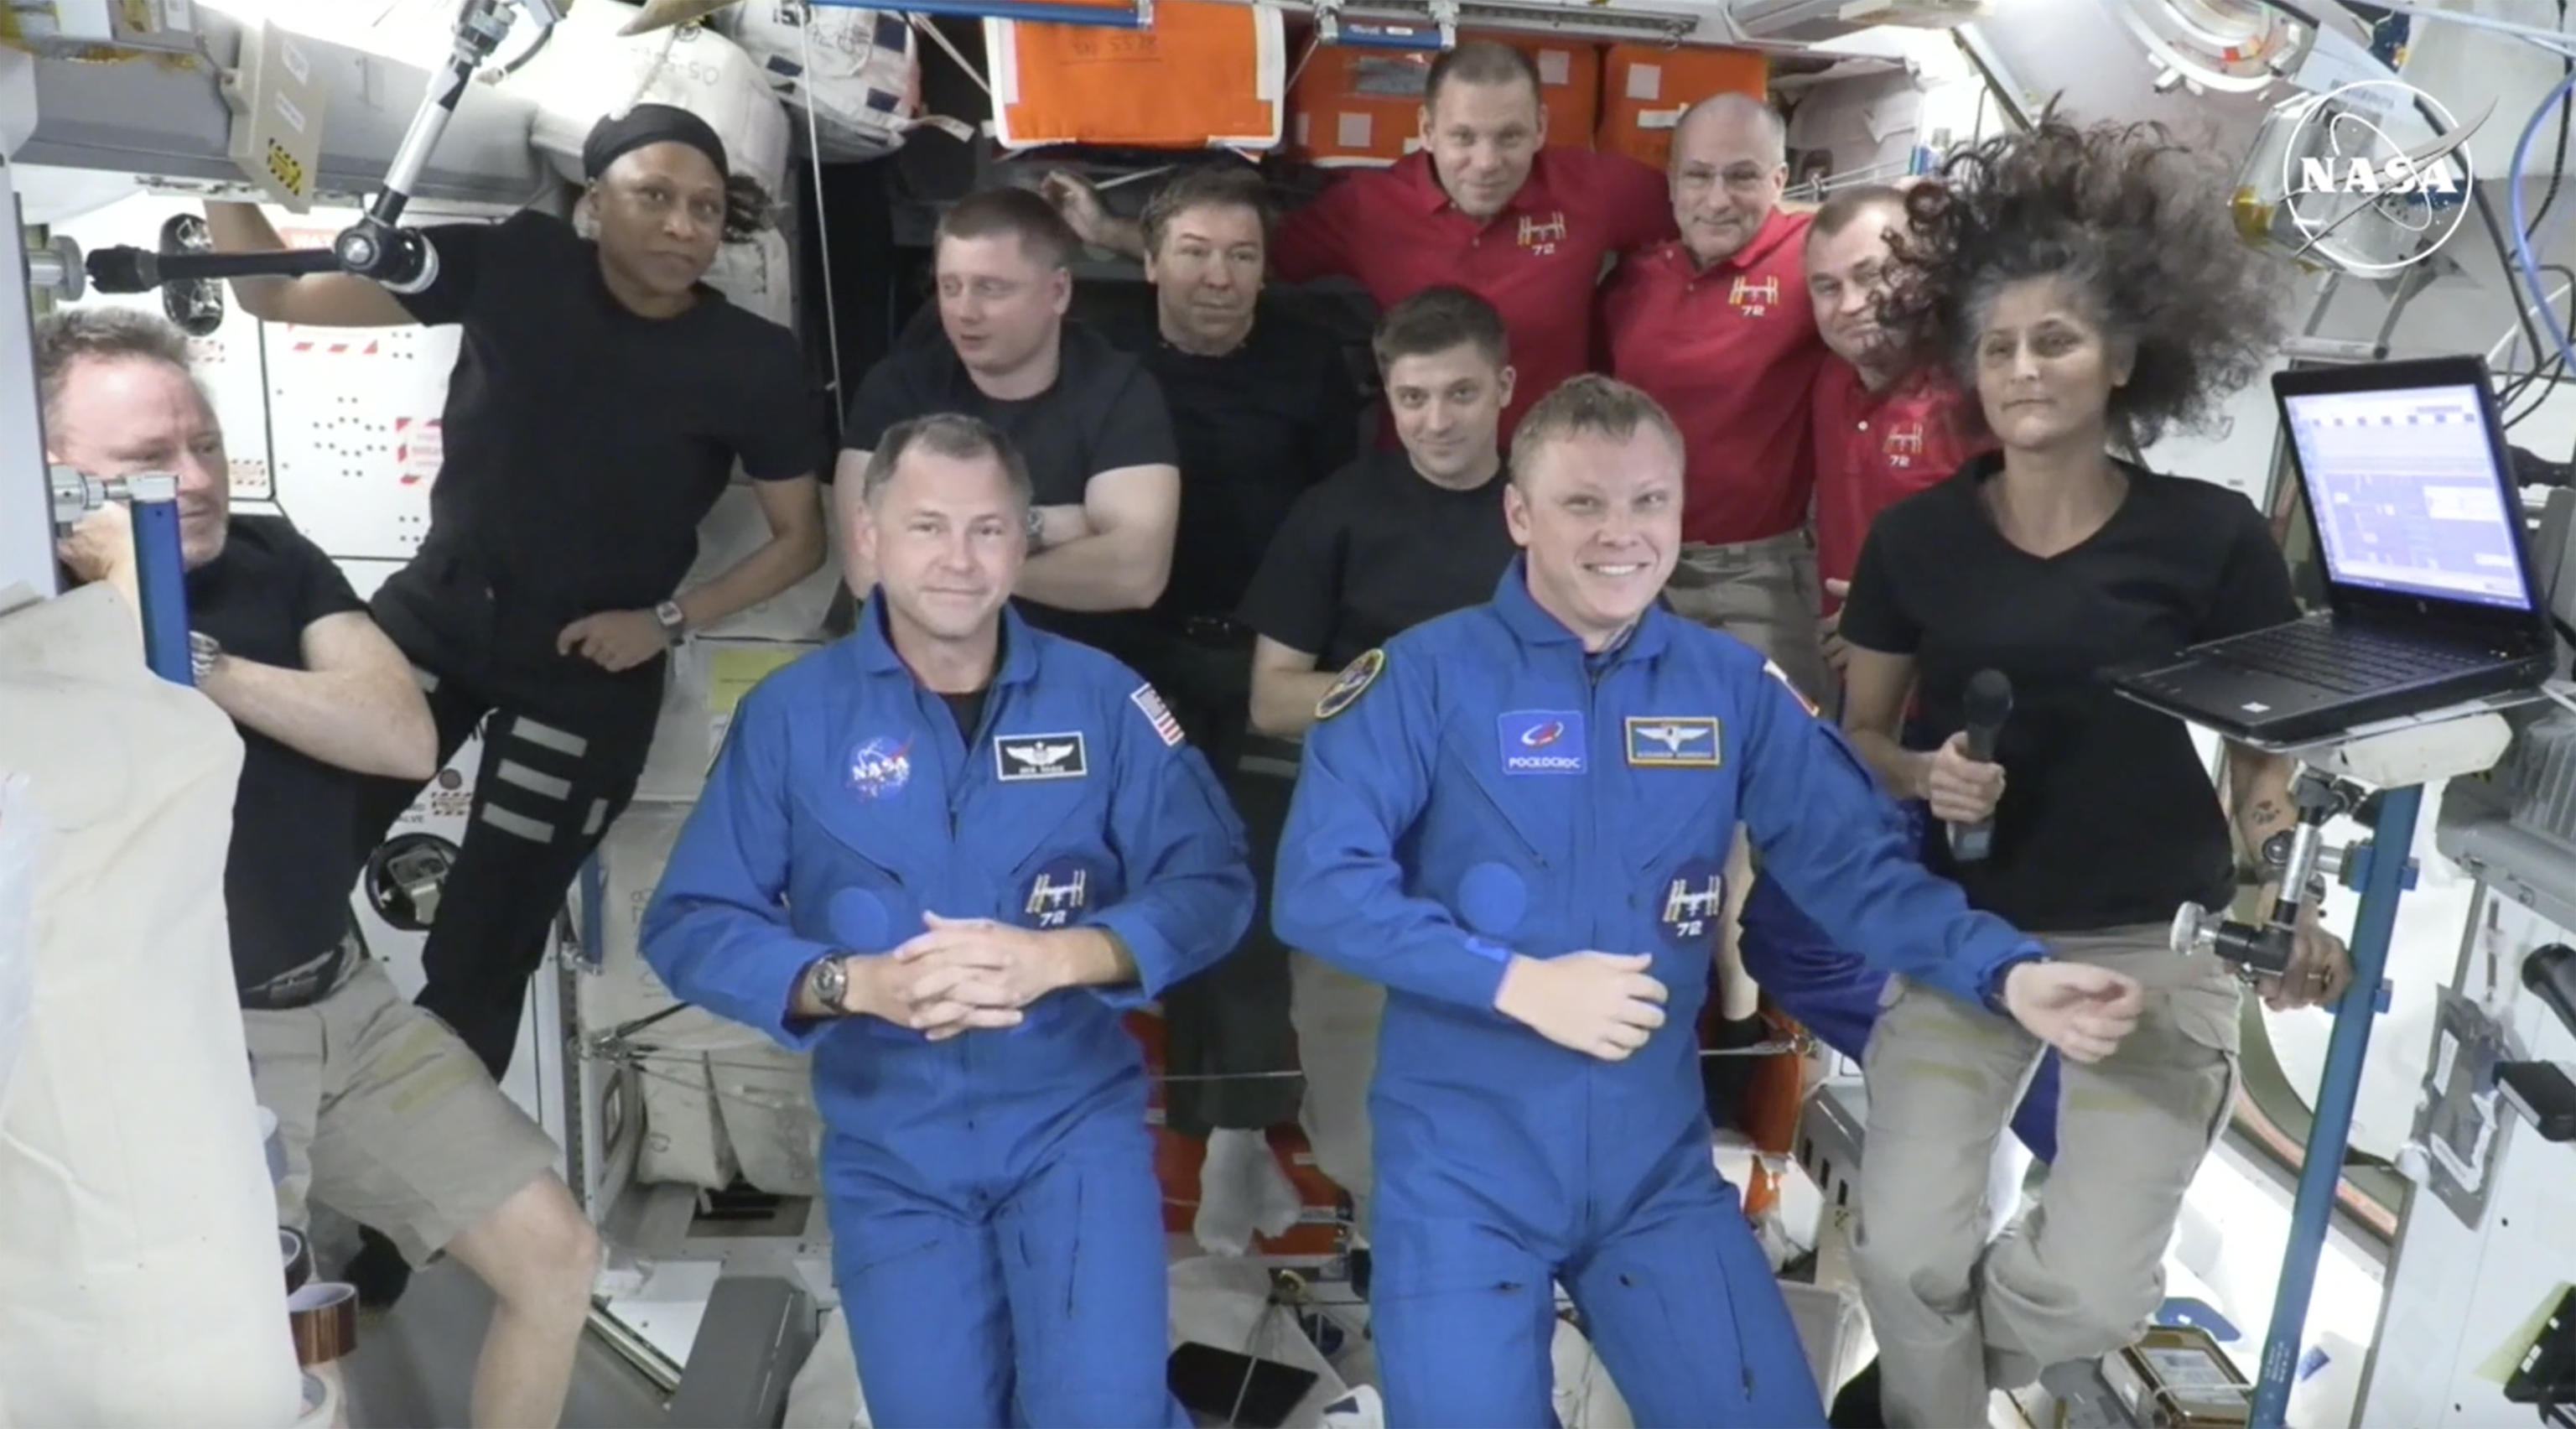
left=582, top=103, right=730, bottom=184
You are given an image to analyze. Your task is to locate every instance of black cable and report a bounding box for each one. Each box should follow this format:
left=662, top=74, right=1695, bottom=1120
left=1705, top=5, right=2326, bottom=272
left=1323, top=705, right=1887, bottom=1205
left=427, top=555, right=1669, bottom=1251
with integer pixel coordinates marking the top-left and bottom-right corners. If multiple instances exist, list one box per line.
left=2529, top=1, right=2572, bottom=242
left=2501, top=262, right=2576, bottom=423
left=2475, top=184, right=2556, bottom=392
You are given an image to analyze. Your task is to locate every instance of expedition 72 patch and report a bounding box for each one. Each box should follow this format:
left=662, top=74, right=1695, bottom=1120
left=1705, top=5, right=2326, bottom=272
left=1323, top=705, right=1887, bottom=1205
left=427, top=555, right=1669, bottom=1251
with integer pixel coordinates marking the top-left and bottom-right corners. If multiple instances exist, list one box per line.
left=1315, top=648, right=1385, bottom=722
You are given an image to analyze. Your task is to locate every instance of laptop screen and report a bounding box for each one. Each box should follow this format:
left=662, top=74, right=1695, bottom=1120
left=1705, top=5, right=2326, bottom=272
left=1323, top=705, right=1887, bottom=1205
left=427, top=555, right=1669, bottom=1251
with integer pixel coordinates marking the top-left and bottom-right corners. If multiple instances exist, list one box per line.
left=2280, top=382, right=2537, bottom=612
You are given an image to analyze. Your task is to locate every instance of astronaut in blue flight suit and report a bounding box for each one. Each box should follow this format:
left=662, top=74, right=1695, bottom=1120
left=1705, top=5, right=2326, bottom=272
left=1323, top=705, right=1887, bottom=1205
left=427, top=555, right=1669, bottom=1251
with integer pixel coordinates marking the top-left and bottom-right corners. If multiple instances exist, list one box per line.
left=1274, top=376, right=2148, bottom=1428
left=641, top=413, right=1254, bottom=1429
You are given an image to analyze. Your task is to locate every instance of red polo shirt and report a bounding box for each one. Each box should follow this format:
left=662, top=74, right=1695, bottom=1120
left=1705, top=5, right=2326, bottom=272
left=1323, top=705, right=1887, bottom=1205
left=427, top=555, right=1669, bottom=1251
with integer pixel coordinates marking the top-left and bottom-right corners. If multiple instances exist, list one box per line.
left=1811, top=360, right=1988, bottom=611
left=1273, top=148, right=1674, bottom=440
left=1602, top=209, right=1826, bottom=548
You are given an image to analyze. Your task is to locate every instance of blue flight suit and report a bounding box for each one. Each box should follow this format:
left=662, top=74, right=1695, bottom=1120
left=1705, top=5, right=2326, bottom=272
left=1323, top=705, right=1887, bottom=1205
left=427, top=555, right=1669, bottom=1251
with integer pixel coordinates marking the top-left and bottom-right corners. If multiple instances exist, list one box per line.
left=1274, top=563, right=2049, bottom=1428
left=641, top=603, right=1254, bottom=1428
left=1742, top=855, right=2063, bottom=1164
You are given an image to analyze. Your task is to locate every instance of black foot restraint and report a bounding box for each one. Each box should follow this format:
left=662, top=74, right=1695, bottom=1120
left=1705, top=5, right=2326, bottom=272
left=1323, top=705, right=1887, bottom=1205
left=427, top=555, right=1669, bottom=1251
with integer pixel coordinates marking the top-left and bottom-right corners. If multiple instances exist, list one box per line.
left=1828, top=1359, right=1885, bottom=1429
left=346, top=1225, right=413, bottom=1311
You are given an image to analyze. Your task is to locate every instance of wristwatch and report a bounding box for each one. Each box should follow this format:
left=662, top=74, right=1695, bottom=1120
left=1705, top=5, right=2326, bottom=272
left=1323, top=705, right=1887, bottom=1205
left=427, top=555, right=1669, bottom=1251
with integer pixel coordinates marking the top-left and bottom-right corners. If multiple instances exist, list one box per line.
left=1024, top=506, right=1048, bottom=553
left=806, top=954, right=849, bottom=1014
left=653, top=600, right=688, bottom=642
left=188, top=630, right=221, bottom=681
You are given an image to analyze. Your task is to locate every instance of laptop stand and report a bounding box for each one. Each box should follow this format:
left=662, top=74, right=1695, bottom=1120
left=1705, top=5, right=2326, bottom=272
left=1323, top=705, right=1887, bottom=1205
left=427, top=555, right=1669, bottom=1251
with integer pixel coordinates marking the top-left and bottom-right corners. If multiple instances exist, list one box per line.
left=2160, top=700, right=2519, bottom=1429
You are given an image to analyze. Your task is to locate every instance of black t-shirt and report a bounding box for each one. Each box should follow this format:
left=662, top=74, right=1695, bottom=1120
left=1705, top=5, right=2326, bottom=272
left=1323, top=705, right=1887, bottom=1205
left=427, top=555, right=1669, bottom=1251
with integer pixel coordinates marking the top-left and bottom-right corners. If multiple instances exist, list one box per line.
left=1087, top=299, right=1362, bottom=622
left=1839, top=454, right=2302, bottom=931
left=392, top=210, right=825, bottom=638
left=1235, top=449, right=1519, bottom=670
left=188, top=516, right=373, bottom=991
left=840, top=320, right=1180, bottom=649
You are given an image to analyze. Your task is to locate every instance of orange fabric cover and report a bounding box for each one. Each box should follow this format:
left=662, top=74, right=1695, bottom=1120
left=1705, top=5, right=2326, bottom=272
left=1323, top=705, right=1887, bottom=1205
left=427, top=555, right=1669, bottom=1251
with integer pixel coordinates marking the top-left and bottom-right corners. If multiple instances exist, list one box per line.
left=1596, top=44, right=1768, bottom=169
left=989, top=0, right=1283, bottom=149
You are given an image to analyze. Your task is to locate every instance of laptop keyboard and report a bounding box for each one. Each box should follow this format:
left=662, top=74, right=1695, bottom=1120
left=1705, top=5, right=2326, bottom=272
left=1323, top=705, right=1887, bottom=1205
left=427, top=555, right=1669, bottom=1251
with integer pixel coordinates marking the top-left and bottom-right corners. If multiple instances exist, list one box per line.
left=2212, top=621, right=2496, bottom=695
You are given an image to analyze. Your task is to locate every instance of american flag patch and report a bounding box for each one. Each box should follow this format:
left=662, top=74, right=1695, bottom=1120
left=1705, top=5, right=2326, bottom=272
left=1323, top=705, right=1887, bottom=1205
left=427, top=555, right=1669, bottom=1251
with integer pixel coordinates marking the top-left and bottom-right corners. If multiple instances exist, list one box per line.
left=1130, top=683, right=1185, bottom=747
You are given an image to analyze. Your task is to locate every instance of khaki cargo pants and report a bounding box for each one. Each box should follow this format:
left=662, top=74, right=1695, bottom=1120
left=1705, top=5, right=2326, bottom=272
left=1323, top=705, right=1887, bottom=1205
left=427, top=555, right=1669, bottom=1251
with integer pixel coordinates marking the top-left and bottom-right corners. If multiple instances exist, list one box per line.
left=1851, top=925, right=2241, bottom=1428
left=1660, top=533, right=1831, bottom=706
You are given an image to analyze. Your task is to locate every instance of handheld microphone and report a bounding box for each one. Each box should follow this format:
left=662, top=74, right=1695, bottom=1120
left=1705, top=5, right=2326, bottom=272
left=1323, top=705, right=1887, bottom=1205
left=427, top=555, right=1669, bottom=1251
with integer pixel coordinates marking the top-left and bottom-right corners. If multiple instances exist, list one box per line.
left=1949, top=669, right=2012, bottom=863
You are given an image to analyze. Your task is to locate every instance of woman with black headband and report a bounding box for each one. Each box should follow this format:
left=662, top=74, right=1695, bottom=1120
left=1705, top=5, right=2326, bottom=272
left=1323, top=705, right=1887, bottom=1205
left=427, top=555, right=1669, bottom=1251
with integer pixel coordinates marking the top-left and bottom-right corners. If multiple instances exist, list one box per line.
left=202, top=101, right=828, bottom=1298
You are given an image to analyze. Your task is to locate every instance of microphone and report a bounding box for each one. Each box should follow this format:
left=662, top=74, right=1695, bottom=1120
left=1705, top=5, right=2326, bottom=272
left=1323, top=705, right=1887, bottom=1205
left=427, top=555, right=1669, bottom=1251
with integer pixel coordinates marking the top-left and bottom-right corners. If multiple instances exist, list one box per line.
left=1948, top=668, right=2012, bottom=863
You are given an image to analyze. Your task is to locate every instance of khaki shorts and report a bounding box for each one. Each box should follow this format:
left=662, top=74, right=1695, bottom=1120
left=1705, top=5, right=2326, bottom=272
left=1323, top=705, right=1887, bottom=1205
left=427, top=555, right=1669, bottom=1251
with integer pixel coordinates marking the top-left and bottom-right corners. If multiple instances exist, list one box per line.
left=245, top=960, right=561, bottom=1267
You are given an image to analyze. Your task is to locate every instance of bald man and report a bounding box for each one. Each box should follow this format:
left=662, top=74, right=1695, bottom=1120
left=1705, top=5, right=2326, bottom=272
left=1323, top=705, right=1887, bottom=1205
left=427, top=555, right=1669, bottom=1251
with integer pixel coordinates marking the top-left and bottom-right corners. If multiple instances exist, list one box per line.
left=1603, top=94, right=1832, bottom=704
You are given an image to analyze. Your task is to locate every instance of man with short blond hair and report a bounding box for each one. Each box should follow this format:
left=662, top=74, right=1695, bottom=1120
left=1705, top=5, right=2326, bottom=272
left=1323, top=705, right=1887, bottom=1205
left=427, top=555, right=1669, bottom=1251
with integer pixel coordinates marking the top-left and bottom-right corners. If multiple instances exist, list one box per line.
left=1274, top=373, right=2148, bottom=1424
left=837, top=187, right=1183, bottom=651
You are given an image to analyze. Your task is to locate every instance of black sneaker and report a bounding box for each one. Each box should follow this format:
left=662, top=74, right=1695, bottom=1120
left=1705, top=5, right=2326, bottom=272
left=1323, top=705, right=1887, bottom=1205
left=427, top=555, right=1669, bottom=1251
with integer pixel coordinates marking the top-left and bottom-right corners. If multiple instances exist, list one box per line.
left=1828, top=1359, right=1884, bottom=1429
left=345, top=1226, right=413, bottom=1311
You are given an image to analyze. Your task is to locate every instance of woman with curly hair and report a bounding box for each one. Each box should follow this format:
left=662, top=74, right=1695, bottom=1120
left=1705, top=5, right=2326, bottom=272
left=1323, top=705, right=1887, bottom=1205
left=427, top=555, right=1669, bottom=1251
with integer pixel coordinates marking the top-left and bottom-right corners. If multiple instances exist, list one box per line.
left=1828, top=115, right=2355, bottom=1426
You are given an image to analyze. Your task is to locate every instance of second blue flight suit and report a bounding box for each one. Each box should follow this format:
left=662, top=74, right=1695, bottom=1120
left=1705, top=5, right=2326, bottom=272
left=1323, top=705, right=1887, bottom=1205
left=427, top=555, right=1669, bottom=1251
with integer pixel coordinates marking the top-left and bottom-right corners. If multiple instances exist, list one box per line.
left=1741, top=853, right=2063, bottom=1164
left=641, top=603, right=1254, bottom=1428
left=1275, top=563, right=2049, bottom=1427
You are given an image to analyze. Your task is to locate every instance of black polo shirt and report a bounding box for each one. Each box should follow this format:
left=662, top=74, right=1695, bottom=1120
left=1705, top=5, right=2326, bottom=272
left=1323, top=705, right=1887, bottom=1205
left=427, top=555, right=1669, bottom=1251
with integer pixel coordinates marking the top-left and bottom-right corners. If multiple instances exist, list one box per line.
left=387, top=210, right=826, bottom=653
left=1088, top=299, right=1362, bottom=625
left=1838, top=454, right=2302, bottom=932
left=839, top=320, right=1180, bottom=650
left=1236, top=449, right=1519, bottom=670
left=187, top=516, right=373, bottom=992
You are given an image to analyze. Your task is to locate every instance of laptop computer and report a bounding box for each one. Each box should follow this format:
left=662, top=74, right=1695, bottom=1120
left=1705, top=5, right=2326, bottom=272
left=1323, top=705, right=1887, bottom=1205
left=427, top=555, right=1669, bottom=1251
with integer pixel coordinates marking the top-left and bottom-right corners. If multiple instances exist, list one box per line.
left=2107, top=355, right=2558, bottom=746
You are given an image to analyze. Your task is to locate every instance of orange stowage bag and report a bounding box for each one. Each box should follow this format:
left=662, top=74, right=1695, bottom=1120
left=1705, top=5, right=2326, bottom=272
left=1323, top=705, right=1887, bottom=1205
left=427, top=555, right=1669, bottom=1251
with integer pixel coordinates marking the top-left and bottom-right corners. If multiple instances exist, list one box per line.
left=987, top=0, right=1286, bottom=149
left=1596, top=43, right=1768, bottom=169
left=1285, top=31, right=1602, bottom=167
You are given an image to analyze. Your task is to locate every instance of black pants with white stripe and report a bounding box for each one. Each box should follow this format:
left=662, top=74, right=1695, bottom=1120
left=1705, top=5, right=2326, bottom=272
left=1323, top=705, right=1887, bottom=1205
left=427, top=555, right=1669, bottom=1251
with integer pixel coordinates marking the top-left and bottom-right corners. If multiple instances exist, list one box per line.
left=352, top=593, right=662, bottom=1080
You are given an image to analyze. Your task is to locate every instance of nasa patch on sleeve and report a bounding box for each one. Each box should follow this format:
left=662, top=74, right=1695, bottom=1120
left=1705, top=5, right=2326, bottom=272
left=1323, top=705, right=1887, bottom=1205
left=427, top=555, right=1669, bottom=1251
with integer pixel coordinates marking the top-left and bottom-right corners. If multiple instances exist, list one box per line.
left=995, top=732, right=1088, bottom=782
left=1315, top=647, right=1385, bottom=722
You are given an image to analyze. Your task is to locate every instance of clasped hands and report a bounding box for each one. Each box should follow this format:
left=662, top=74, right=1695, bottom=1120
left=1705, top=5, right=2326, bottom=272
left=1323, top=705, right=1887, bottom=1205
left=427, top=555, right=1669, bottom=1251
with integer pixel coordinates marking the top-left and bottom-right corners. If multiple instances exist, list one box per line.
left=838, top=912, right=1072, bottom=1040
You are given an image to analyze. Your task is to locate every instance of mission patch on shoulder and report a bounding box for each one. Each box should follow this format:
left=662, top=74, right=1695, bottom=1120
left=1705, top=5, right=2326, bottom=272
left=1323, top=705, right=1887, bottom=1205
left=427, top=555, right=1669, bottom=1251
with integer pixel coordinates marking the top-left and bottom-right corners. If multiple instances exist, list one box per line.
left=1763, top=658, right=1822, bottom=719
left=1315, top=647, right=1386, bottom=722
